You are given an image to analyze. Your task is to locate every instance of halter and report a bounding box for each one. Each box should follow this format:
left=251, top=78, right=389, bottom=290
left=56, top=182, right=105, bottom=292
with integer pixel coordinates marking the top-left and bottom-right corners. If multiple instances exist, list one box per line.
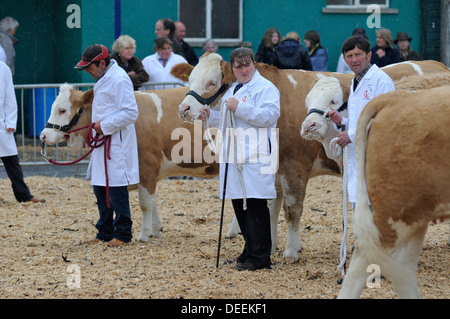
left=181, top=83, right=229, bottom=124
left=45, top=107, right=85, bottom=133
left=307, top=101, right=348, bottom=118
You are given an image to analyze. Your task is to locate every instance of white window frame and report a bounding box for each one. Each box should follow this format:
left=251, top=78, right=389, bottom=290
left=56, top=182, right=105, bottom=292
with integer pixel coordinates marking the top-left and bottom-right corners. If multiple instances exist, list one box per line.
left=326, top=0, right=390, bottom=8
left=179, top=0, right=243, bottom=47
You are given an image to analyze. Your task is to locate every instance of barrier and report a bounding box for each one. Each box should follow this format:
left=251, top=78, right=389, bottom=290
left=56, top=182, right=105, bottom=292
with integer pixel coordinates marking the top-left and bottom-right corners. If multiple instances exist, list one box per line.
left=4, top=81, right=185, bottom=176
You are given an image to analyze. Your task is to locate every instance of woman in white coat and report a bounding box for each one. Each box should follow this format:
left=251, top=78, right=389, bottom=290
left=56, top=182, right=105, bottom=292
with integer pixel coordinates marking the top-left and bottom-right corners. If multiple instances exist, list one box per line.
left=200, top=48, right=280, bottom=271
left=75, top=44, right=139, bottom=246
left=0, top=61, right=45, bottom=203
left=141, top=37, right=188, bottom=90
left=329, top=36, right=395, bottom=206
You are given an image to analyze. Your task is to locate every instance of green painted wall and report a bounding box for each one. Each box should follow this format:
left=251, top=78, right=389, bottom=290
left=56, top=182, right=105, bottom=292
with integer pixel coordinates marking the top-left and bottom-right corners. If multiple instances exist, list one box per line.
left=1, top=0, right=426, bottom=85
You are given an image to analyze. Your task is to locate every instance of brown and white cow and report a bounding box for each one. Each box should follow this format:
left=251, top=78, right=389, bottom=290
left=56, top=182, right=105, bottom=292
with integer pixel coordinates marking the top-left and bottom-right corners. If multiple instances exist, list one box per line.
left=337, top=85, right=450, bottom=298
left=40, top=84, right=222, bottom=242
left=172, top=54, right=446, bottom=259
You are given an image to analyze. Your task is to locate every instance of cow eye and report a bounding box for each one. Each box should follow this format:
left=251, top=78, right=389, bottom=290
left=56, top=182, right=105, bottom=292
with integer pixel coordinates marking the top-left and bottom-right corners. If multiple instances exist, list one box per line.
left=331, top=100, right=337, bottom=105
left=208, top=81, right=216, bottom=87
left=59, top=109, right=67, bottom=115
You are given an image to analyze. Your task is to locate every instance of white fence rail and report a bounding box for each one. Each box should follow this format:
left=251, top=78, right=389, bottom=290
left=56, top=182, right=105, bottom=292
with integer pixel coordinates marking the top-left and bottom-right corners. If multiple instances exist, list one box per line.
left=5, top=81, right=185, bottom=173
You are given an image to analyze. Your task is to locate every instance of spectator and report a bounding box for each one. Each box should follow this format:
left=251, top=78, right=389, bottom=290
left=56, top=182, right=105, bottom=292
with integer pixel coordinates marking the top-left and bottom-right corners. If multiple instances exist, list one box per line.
left=155, top=18, right=185, bottom=58
left=0, top=17, right=19, bottom=76
left=203, top=39, right=219, bottom=54
left=336, top=28, right=368, bottom=74
left=141, top=37, right=188, bottom=90
left=111, top=35, right=149, bottom=90
left=74, top=44, right=139, bottom=246
left=0, top=61, right=45, bottom=204
left=394, top=32, right=422, bottom=61
left=370, top=28, right=401, bottom=67
left=255, top=27, right=281, bottom=66
left=304, top=30, right=328, bottom=71
left=275, top=31, right=312, bottom=70
left=174, top=21, right=198, bottom=66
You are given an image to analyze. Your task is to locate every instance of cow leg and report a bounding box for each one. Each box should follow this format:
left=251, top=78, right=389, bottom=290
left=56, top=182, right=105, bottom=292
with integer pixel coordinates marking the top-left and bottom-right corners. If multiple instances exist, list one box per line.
left=137, top=185, right=162, bottom=241
left=387, top=225, right=427, bottom=299
left=269, top=194, right=283, bottom=254
left=337, top=247, right=370, bottom=299
left=225, top=216, right=241, bottom=238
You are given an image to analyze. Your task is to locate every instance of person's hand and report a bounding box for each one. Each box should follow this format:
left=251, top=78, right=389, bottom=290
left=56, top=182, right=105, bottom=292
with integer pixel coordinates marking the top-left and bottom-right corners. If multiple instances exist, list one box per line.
left=376, top=48, right=385, bottom=58
left=328, top=109, right=343, bottom=126
left=128, top=71, right=136, bottom=76
left=225, top=97, right=239, bottom=112
left=94, top=121, right=103, bottom=134
left=336, top=130, right=351, bottom=147
left=6, top=128, right=15, bottom=133
left=198, top=107, right=210, bottom=121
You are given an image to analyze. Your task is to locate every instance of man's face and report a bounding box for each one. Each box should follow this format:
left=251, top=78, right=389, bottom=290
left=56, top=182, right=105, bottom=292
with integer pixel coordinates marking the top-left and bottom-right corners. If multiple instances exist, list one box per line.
left=232, top=60, right=256, bottom=84
left=344, top=46, right=372, bottom=75
left=175, top=22, right=186, bottom=41
left=84, top=60, right=107, bottom=80
left=155, top=21, right=169, bottom=38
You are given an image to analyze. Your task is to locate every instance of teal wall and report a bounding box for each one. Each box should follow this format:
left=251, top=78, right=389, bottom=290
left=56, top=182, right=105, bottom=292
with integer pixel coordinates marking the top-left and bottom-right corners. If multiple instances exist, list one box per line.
left=1, top=0, right=425, bottom=85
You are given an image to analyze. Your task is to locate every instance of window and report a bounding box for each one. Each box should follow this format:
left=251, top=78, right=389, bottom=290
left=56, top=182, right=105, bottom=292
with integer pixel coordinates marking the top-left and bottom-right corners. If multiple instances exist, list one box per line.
left=323, top=0, right=397, bottom=14
left=326, top=0, right=389, bottom=7
left=179, top=0, right=243, bottom=46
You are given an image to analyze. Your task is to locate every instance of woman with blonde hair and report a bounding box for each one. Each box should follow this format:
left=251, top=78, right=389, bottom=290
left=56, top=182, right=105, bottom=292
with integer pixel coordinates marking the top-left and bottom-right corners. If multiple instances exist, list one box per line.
left=111, top=35, right=149, bottom=90
left=370, top=28, right=401, bottom=67
left=255, top=27, right=281, bottom=66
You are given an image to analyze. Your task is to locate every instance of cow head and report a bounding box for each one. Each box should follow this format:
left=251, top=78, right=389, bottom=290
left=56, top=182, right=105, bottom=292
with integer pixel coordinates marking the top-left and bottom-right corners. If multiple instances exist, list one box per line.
left=301, top=76, right=347, bottom=162
left=39, top=84, right=93, bottom=148
left=172, top=52, right=234, bottom=123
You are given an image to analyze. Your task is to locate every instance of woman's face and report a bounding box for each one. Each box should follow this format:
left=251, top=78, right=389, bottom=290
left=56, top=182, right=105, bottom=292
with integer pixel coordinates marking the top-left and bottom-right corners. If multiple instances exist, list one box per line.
left=271, top=32, right=279, bottom=45
left=120, top=45, right=134, bottom=61
left=304, top=39, right=311, bottom=48
left=376, top=35, right=387, bottom=48
left=158, top=43, right=172, bottom=60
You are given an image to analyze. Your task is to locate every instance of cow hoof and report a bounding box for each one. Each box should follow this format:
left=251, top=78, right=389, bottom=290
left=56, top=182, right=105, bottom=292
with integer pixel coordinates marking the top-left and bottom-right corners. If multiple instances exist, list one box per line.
left=137, top=234, right=150, bottom=243
left=283, top=248, right=299, bottom=260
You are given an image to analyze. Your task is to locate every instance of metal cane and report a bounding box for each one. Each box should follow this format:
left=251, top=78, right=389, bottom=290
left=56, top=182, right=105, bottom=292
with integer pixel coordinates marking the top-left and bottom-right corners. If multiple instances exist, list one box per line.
left=216, top=126, right=232, bottom=269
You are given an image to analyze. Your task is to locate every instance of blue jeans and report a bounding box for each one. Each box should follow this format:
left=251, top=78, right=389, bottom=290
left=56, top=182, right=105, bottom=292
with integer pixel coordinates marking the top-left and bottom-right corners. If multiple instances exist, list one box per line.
left=93, top=185, right=132, bottom=243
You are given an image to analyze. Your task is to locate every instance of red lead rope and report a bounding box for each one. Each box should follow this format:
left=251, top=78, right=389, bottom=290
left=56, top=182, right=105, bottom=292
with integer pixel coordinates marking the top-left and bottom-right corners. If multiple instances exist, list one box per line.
left=44, top=123, right=112, bottom=208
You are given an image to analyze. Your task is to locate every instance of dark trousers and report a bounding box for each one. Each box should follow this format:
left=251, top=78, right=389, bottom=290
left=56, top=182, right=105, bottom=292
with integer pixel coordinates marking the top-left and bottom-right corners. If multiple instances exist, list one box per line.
left=93, top=185, right=133, bottom=243
left=232, top=198, right=272, bottom=268
left=1, top=155, right=33, bottom=202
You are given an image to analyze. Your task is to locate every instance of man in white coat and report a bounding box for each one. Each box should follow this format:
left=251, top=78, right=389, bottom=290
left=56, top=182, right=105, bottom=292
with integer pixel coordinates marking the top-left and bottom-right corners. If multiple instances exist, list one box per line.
left=75, top=44, right=139, bottom=247
left=0, top=61, right=45, bottom=203
left=328, top=35, right=395, bottom=207
left=199, top=48, right=280, bottom=271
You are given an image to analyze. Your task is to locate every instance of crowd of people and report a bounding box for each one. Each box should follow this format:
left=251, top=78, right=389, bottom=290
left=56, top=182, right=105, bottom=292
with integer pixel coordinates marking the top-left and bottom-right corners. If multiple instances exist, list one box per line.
left=256, top=26, right=422, bottom=73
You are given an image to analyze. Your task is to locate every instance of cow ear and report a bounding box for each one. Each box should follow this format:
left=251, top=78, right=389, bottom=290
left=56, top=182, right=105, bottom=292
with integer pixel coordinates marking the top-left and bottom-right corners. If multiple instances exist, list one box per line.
left=171, top=63, right=193, bottom=82
left=82, top=89, right=94, bottom=108
left=221, top=60, right=234, bottom=84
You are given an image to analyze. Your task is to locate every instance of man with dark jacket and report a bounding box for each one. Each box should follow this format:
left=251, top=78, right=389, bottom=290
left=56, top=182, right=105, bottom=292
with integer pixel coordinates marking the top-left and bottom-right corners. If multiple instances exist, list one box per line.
left=175, top=21, right=199, bottom=66
left=275, top=32, right=312, bottom=70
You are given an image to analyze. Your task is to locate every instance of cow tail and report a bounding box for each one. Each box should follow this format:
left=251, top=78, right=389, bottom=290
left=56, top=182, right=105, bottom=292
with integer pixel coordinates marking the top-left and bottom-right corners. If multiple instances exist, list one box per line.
left=352, top=103, right=408, bottom=284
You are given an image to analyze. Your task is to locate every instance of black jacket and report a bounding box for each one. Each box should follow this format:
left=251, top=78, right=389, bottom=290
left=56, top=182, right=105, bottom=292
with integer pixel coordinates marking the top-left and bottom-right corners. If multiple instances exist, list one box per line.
left=255, top=42, right=277, bottom=66
left=370, top=45, right=401, bottom=67
left=274, top=39, right=312, bottom=70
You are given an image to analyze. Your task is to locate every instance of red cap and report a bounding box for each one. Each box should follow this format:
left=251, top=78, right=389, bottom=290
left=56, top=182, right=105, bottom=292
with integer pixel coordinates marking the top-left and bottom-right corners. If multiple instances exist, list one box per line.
left=74, top=44, right=110, bottom=70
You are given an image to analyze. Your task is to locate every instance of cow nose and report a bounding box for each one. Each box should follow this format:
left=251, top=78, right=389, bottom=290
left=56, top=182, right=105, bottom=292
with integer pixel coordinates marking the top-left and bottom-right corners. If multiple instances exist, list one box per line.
left=40, top=132, right=46, bottom=142
left=179, top=104, right=190, bottom=115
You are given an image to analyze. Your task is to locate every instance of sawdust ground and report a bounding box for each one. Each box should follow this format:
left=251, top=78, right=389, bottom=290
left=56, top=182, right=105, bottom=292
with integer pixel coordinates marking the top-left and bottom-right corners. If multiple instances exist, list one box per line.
left=0, top=175, right=448, bottom=299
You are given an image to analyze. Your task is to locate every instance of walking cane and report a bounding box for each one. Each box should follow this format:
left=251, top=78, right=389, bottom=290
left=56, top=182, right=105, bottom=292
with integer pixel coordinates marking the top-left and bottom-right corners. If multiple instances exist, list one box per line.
left=216, top=126, right=232, bottom=269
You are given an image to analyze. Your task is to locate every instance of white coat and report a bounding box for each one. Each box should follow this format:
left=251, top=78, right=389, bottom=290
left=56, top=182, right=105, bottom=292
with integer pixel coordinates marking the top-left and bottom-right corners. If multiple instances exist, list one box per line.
left=141, top=52, right=188, bottom=90
left=208, top=70, right=280, bottom=199
left=86, top=60, right=140, bottom=187
left=341, top=64, right=395, bottom=203
left=0, top=61, right=19, bottom=157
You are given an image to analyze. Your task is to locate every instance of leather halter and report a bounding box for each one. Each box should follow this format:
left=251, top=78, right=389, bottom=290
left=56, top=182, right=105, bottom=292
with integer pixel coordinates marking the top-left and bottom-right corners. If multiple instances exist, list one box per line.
left=45, top=107, right=85, bottom=133
left=185, top=83, right=229, bottom=106
left=307, top=102, right=348, bottom=118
